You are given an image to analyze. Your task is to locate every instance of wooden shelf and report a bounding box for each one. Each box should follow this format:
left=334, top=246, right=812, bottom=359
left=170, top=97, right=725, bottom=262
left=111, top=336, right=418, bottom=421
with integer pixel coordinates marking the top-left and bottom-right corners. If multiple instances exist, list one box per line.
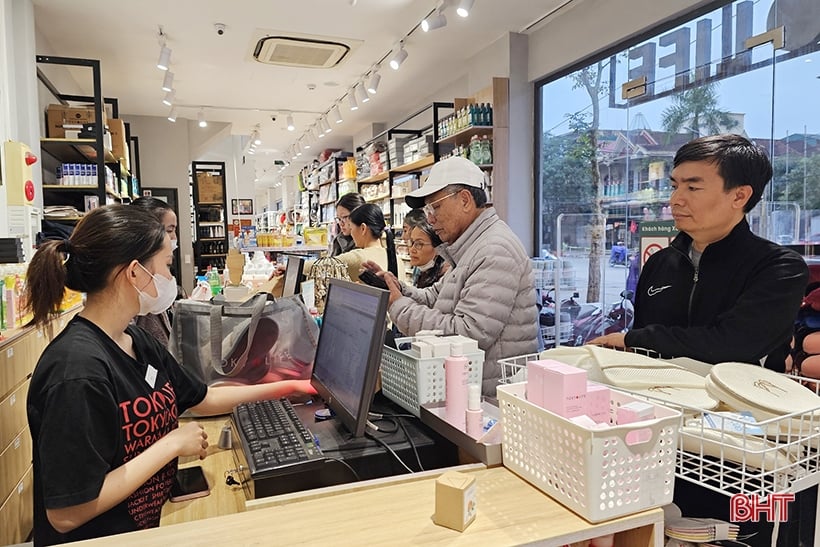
left=436, top=125, right=493, bottom=145
left=42, top=184, right=98, bottom=191
left=365, top=193, right=391, bottom=203
left=198, top=201, right=224, bottom=206
left=198, top=237, right=226, bottom=241
left=200, top=253, right=227, bottom=257
left=358, top=171, right=389, bottom=184
left=390, top=154, right=435, bottom=173
left=198, top=221, right=224, bottom=226
left=40, top=138, right=116, bottom=163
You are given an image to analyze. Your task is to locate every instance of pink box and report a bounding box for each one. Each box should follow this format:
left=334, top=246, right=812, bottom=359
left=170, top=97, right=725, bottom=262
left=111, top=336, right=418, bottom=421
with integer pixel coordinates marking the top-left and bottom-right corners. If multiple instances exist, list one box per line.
left=616, top=401, right=654, bottom=425
left=586, top=383, right=611, bottom=424
left=540, top=362, right=587, bottom=418
left=525, top=360, right=550, bottom=406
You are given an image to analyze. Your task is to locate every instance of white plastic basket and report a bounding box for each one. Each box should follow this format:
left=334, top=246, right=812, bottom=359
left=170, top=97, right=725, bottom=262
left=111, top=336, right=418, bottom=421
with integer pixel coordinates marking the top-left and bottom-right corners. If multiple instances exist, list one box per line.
left=380, top=338, right=484, bottom=417
left=497, top=382, right=681, bottom=523
left=499, top=350, right=820, bottom=500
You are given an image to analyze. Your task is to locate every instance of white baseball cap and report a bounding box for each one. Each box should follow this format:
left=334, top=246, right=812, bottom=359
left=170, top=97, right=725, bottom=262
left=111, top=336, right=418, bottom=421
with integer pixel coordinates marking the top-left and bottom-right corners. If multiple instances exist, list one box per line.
left=405, top=156, right=485, bottom=209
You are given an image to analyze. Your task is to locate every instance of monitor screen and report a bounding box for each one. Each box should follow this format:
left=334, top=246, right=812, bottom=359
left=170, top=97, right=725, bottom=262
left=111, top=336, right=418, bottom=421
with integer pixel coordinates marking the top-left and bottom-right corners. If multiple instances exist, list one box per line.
left=310, top=279, right=389, bottom=438
left=282, top=254, right=305, bottom=297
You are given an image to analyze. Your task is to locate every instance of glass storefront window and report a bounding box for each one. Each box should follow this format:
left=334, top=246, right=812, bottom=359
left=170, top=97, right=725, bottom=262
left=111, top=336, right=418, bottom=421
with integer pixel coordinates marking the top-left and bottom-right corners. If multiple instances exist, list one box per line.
left=536, top=0, right=819, bottom=341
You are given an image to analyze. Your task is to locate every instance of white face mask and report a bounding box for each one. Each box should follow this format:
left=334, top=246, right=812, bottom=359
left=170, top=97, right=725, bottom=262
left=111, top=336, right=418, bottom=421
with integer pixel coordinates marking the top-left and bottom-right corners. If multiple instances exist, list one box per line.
left=171, top=239, right=179, bottom=252
left=134, top=263, right=178, bottom=316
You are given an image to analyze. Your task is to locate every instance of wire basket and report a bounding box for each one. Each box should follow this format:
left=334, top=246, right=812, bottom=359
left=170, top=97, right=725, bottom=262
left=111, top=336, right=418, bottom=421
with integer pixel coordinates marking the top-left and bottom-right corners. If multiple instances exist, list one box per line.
left=380, top=338, right=484, bottom=417
left=498, top=349, right=820, bottom=500
left=498, top=382, right=681, bottom=522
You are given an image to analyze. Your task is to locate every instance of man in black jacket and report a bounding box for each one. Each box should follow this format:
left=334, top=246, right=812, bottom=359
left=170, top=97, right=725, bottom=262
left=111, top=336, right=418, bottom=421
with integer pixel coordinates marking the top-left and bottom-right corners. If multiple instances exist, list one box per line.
left=591, top=133, right=808, bottom=371
left=591, top=134, right=810, bottom=546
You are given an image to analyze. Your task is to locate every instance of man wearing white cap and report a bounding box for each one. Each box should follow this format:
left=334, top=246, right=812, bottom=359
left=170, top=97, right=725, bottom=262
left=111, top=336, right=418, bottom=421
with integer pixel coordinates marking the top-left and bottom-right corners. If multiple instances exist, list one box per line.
left=366, top=156, right=539, bottom=396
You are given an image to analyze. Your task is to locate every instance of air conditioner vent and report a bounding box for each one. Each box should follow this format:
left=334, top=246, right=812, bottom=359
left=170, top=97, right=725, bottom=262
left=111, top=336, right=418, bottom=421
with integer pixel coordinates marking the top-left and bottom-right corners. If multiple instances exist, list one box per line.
left=253, top=36, right=350, bottom=68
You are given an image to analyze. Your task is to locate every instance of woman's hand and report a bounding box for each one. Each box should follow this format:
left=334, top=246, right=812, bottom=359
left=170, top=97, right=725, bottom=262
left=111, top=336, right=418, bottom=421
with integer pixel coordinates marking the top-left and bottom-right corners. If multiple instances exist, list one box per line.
left=268, top=264, right=286, bottom=280
left=167, top=421, right=209, bottom=460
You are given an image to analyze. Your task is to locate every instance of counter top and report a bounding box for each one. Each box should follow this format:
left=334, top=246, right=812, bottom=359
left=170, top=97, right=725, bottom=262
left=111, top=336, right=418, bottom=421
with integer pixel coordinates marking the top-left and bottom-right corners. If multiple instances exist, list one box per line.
left=93, top=464, right=663, bottom=546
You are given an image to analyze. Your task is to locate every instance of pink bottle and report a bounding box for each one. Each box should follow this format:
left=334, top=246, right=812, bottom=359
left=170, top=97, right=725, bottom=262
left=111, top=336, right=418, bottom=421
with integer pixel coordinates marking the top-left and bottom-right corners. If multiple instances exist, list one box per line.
left=445, top=342, right=469, bottom=429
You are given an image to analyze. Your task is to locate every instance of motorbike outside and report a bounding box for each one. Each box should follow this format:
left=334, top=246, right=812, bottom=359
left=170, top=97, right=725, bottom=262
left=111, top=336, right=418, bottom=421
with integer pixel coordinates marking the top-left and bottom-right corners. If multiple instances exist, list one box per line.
left=609, top=243, right=628, bottom=266
left=568, top=290, right=635, bottom=346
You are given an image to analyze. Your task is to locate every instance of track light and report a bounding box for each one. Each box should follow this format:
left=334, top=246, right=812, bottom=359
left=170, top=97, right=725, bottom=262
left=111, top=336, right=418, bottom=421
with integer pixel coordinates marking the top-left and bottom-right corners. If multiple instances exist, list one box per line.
left=311, top=127, right=321, bottom=141
left=366, top=71, right=381, bottom=95
left=161, top=90, right=175, bottom=106
left=348, top=92, right=359, bottom=111
left=253, top=131, right=262, bottom=146
left=197, top=109, right=207, bottom=128
left=332, top=104, right=343, bottom=124
left=304, top=136, right=312, bottom=149
left=167, top=106, right=178, bottom=122
left=161, top=71, right=174, bottom=92
left=286, top=114, right=295, bottom=131
left=157, top=45, right=172, bottom=71
left=422, top=10, right=447, bottom=32
left=317, top=124, right=325, bottom=138
left=389, top=44, right=407, bottom=70
left=322, top=117, right=332, bottom=134
left=356, top=84, right=370, bottom=104
left=456, top=0, right=474, bottom=17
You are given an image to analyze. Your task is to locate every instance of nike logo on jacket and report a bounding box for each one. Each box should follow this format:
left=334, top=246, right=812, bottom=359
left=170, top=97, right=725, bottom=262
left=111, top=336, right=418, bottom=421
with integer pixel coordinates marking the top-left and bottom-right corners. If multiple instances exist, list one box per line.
left=647, top=285, right=672, bottom=296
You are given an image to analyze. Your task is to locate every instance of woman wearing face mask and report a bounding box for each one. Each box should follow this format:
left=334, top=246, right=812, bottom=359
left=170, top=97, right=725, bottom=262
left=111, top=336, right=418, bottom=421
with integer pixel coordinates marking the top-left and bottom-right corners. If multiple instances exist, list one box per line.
left=130, top=197, right=181, bottom=346
left=25, top=205, right=314, bottom=546
left=406, top=215, right=447, bottom=289
left=330, top=193, right=365, bottom=257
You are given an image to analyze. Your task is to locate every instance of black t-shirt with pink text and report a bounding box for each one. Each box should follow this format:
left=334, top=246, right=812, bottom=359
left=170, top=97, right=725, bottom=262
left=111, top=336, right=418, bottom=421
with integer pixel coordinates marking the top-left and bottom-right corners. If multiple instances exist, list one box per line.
left=27, top=315, right=207, bottom=546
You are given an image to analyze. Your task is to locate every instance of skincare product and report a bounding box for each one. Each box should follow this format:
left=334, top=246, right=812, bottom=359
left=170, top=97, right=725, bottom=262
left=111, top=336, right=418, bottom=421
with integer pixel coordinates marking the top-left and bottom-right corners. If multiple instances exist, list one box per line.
left=465, top=384, right=483, bottom=438
left=586, top=383, right=611, bottom=423
left=445, top=342, right=469, bottom=429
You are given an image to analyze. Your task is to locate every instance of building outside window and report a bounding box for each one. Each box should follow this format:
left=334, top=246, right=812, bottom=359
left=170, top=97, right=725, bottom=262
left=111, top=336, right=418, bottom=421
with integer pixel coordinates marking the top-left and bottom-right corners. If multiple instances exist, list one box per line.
left=536, top=0, right=820, bottom=340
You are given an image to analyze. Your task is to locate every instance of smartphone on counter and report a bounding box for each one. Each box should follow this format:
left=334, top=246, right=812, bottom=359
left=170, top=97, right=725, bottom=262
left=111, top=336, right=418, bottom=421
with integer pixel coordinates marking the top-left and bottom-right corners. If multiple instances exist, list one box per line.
left=169, top=465, right=211, bottom=502
left=358, top=270, right=389, bottom=290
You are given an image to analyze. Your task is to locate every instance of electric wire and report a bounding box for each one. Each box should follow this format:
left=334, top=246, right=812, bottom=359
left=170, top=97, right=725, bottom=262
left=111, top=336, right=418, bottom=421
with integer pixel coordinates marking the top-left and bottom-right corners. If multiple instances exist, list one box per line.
left=365, top=432, right=415, bottom=474
left=397, top=417, right=424, bottom=472
left=323, top=457, right=361, bottom=481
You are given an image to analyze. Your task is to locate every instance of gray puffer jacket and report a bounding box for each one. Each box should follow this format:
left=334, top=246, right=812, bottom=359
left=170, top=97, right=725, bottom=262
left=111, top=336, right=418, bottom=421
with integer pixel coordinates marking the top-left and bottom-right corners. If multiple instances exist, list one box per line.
left=389, top=207, right=539, bottom=396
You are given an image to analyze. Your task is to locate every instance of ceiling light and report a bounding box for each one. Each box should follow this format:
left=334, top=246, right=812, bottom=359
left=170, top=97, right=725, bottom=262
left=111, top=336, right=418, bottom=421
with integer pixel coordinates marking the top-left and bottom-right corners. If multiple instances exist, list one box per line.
left=157, top=45, right=172, bottom=71
left=422, top=11, right=447, bottom=32
left=286, top=114, right=295, bottom=131
left=161, top=90, right=175, bottom=106
left=356, top=84, right=370, bottom=104
left=348, top=92, right=359, bottom=111
left=296, top=142, right=303, bottom=157
left=197, top=109, right=207, bottom=128
left=248, top=148, right=255, bottom=155
left=253, top=132, right=262, bottom=146
left=161, top=71, right=174, bottom=92
left=304, top=137, right=312, bottom=149
left=366, top=72, right=381, bottom=95
left=317, top=124, right=326, bottom=138
left=322, top=118, right=333, bottom=134
left=167, top=106, right=177, bottom=122
left=389, top=44, right=408, bottom=70
left=312, top=127, right=321, bottom=141
left=456, top=0, right=474, bottom=17
left=332, top=104, right=343, bottom=124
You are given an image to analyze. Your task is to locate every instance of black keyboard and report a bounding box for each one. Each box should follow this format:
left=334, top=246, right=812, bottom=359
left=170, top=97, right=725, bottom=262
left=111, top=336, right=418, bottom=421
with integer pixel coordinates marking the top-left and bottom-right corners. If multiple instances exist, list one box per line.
left=232, top=398, right=324, bottom=478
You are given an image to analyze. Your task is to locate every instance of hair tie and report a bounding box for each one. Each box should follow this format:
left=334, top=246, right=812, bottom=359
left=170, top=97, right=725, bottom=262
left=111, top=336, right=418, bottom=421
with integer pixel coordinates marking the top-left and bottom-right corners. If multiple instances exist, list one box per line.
left=62, top=239, right=72, bottom=265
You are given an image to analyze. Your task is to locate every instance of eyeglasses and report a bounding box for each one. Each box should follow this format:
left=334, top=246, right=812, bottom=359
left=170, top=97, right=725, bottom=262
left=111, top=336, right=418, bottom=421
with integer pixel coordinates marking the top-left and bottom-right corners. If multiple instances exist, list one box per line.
left=408, top=240, right=433, bottom=251
left=335, top=214, right=350, bottom=224
left=423, top=192, right=458, bottom=218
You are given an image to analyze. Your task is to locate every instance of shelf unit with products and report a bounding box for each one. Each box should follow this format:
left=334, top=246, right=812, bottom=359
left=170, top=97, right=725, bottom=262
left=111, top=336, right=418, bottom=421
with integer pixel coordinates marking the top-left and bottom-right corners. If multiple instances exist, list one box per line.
left=302, top=153, right=355, bottom=226
left=190, top=161, right=228, bottom=276
left=36, top=56, right=140, bottom=218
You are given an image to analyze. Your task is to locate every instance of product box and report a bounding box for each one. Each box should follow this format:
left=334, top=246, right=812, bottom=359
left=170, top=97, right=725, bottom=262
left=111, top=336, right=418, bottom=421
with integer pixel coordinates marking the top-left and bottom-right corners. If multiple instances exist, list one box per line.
left=46, top=104, right=107, bottom=138
left=107, top=118, right=128, bottom=162
left=586, top=383, right=611, bottom=424
left=433, top=471, right=477, bottom=532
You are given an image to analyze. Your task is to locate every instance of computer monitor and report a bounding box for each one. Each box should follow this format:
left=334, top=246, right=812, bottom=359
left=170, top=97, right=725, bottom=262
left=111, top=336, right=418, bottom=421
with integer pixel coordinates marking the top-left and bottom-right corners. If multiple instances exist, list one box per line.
left=282, top=254, right=305, bottom=297
left=310, top=278, right=389, bottom=437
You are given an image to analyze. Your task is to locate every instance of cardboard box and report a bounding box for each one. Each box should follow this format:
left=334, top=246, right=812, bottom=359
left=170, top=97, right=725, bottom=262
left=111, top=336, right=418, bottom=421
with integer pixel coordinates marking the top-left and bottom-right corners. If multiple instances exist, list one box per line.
left=195, top=172, right=224, bottom=203
left=433, top=471, right=477, bottom=532
left=46, top=104, right=107, bottom=138
left=108, top=118, right=128, bottom=161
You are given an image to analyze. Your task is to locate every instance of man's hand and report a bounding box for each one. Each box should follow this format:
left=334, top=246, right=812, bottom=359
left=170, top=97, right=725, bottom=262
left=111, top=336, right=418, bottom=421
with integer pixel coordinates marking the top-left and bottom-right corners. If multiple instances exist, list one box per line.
left=588, top=332, right=627, bottom=348
left=383, top=272, right=403, bottom=305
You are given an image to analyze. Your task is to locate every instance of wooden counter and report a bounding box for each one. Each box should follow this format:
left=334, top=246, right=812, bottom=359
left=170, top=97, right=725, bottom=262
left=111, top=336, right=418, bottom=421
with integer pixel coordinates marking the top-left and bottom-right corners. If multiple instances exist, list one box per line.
left=93, top=464, right=663, bottom=546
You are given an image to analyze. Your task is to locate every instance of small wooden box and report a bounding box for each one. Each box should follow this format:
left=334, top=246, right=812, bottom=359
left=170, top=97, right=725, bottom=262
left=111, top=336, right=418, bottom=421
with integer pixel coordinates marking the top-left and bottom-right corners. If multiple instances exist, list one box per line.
left=433, top=471, right=477, bottom=532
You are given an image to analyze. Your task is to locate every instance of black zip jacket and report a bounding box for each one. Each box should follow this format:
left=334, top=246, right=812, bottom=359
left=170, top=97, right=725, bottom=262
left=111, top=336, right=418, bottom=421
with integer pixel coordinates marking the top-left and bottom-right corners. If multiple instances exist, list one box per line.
left=624, top=218, right=808, bottom=371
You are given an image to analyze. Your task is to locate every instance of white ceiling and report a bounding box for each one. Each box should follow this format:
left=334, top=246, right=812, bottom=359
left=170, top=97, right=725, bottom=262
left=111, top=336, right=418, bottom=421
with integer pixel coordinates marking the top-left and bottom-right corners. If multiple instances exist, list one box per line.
left=31, top=0, right=569, bottom=187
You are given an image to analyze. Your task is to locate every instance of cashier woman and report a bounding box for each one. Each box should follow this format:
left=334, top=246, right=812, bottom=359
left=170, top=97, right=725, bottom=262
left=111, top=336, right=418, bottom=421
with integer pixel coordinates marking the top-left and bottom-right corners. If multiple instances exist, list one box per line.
left=25, top=205, right=315, bottom=546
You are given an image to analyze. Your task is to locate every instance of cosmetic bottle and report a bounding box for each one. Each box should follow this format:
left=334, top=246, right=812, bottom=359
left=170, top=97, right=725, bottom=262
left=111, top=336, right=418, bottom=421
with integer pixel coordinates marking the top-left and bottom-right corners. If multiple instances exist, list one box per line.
left=445, top=342, right=469, bottom=429
left=465, top=384, right=483, bottom=438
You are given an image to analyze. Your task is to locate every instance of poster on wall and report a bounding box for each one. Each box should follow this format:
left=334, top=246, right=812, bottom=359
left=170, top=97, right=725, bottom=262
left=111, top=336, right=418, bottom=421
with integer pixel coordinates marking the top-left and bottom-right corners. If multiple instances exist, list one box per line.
left=231, top=198, right=254, bottom=215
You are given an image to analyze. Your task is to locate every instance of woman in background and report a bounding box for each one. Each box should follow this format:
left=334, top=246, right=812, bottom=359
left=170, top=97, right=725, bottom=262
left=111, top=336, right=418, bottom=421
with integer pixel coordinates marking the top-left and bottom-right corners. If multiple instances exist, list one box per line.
left=336, top=203, right=400, bottom=282
left=406, top=215, right=447, bottom=289
left=25, top=205, right=313, bottom=546
left=330, top=193, right=365, bottom=257
left=130, top=197, right=180, bottom=346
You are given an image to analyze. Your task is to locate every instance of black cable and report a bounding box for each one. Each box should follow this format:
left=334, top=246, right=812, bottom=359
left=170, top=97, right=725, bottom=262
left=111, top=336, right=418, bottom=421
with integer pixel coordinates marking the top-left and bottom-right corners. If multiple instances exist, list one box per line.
left=323, top=457, right=361, bottom=482
left=365, top=431, right=415, bottom=474
left=397, top=417, right=424, bottom=472
left=369, top=416, right=399, bottom=434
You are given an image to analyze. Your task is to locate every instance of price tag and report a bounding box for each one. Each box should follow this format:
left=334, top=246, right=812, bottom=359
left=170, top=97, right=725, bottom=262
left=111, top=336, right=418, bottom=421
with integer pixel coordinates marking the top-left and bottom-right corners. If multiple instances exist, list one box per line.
left=145, top=365, right=158, bottom=389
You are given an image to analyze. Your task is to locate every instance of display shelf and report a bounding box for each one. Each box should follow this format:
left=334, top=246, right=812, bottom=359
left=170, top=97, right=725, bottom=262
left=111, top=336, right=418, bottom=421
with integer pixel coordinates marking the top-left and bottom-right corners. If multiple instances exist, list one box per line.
left=436, top=124, right=493, bottom=145
left=42, top=184, right=98, bottom=190
left=365, top=193, right=390, bottom=203
left=357, top=171, right=389, bottom=184
left=40, top=138, right=117, bottom=163
left=198, top=221, right=223, bottom=226
left=390, top=154, right=435, bottom=174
